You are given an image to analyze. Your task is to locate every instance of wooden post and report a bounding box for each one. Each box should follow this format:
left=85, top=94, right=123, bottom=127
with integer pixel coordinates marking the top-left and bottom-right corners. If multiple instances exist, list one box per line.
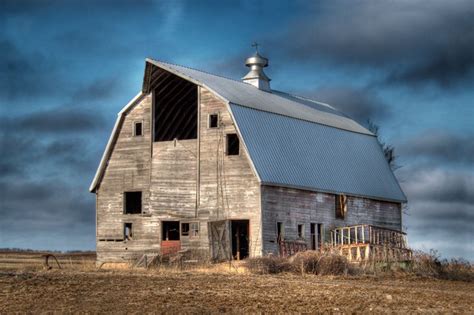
left=236, top=225, right=240, bottom=261
left=361, top=225, right=365, bottom=243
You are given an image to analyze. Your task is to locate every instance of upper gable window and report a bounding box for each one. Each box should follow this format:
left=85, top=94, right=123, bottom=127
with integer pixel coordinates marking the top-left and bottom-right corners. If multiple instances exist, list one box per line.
left=209, top=114, right=219, bottom=128
left=124, top=191, right=142, bottom=214
left=226, top=133, right=239, bottom=156
left=134, top=121, right=143, bottom=136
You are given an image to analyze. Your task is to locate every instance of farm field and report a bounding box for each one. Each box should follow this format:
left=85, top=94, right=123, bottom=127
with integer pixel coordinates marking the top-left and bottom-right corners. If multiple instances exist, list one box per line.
left=0, top=251, right=473, bottom=313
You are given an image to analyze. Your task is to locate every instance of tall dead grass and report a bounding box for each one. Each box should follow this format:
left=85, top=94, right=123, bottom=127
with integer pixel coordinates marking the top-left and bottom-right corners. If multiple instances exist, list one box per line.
left=245, top=249, right=352, bottom=276
left=245, top=249, right=473, bottom=281
left=409, top=250, right=473, bottom=281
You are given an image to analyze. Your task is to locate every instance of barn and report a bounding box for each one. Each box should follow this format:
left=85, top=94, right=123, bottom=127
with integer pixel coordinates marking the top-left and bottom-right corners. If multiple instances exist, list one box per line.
left=90, top=51, right=407, bottom=264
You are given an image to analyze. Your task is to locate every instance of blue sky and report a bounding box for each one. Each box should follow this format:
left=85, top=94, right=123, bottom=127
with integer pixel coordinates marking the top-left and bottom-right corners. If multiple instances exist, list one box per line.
left=1, top=0, right=473, bottom=259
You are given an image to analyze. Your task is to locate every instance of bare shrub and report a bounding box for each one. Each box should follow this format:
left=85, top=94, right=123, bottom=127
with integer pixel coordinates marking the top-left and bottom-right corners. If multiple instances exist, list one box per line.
left=290, top=251, right=321, bottom=274
left=409, top=250, right=473, bottom=282
left=440, top=258, right=473, bottom=282
left=245, top=256, right=292, bottom=274
left=317, top=253, right=350, bottom=276
left=410, top=250, right=444, bottom=277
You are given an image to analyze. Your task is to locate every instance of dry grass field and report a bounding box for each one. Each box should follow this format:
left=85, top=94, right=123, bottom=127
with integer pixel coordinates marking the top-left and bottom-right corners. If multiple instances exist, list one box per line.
left=0, top=251, right=473, bottom=313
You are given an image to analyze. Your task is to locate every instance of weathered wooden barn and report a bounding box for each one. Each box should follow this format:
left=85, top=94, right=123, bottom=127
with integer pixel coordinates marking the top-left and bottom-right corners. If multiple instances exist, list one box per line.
left=90, top=52, right=407, bottom=264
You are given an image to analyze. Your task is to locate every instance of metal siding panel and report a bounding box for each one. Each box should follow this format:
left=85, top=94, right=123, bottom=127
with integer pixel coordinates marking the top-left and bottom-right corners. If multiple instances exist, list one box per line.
left=230, top=104, right=406, bottom=202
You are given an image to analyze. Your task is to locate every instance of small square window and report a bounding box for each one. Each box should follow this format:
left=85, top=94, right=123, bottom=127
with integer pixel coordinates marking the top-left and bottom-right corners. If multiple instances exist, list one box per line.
left=124, top=223, right=133, bottom=240
left=181, top=223, right=190, bottom=236
left=226, top=133, right=239, bottom=155
left=134, top=122, right=143, bottom=136
left=209, top=114, right=219, bottom=128
left=124, top=191, right=142, bottom=214
left=181, top=222, right=199, bottom=238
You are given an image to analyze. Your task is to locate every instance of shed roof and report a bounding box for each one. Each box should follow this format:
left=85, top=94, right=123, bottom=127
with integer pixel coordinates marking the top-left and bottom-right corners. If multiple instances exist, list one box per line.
left=90, top=59, right=406, bottom=202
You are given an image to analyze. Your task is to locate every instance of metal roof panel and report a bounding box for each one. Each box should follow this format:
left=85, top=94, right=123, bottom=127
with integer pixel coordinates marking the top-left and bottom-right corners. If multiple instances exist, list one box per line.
left=230, top=104, right=406, bottom=202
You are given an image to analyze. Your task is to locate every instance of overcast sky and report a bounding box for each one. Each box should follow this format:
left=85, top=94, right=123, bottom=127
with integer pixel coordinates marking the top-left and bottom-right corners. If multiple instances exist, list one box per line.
left=1, top=0, right=473, bottom=260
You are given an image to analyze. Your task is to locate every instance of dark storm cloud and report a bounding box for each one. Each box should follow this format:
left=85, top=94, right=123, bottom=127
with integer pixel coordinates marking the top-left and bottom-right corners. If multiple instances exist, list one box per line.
left=0, top=40, right=58, bottom=100
left=5, top=107, right=104, bottom=133
left=0, top=178, right=95, bottom=226
left=72, top=77, right=122, bottom=102
left=398, top=130, right=474, bottom=165
left=401, top=168, right=474, bottom=204
left=398, top=165, right=474, bottom=259
left=305, top=87, right=391, bottom=125
left=272, top=0, right=474, bottom=88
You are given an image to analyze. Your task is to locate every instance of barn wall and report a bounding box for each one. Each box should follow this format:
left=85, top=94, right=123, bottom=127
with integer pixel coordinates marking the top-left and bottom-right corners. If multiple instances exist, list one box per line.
left=96, top=94, right=158, bottom=263
left=197, top=88, right=261, bottom=256
left=96, top=86, right=262, bottom=263
left=261, top=185, right=401, bottom=255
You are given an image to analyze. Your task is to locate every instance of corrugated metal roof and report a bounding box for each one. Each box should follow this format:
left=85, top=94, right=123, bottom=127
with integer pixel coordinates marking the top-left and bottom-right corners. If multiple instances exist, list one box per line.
left=230, top=104, right=406, bottom=202
left=146, top=59, right=372, bottom=135
left=91, top=59, right=405, bottom=202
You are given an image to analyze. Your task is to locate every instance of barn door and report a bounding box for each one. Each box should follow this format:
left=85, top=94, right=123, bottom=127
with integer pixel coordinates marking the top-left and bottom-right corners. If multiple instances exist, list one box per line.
left=208, top=220, right=231, bottom=261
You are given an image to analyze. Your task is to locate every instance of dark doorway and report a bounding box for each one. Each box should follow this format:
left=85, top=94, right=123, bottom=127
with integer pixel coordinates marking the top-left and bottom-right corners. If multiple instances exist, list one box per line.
left=162, top=221, right=180, bottom=255
left=311, top=223, right=323, bottom=250
left=231, top=220, right=249, bottom=260
left=162, top=221, right=180, bottom=241
left=317, top=224, right=323, bottom=248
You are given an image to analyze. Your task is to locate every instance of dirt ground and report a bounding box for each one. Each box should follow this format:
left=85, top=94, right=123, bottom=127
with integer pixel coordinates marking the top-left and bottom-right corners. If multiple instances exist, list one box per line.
left=0, top=252, right=473, bottom=313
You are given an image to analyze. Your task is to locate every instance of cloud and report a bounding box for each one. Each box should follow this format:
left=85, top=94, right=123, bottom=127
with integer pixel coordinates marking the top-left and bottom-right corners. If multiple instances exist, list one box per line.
left=401, top=168, right=474, bottom=204
left=301, top=86, right=391, bottom=125
left=399, top=165, right=474, bottom=260
left=271, top=0, right=474, bottom=88
left=0, top=40, right=58, bottom=100
left=398, top=130, right=474, bottom=166
left=3, top=107, right=104, bottom=134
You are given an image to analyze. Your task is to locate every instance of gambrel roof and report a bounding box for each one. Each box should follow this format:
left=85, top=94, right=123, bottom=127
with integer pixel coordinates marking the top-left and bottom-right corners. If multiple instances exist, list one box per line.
left=90, top=59, right=406, bottom=202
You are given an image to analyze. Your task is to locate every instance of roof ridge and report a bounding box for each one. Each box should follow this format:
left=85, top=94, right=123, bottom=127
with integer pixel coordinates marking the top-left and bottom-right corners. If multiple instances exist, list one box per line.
left=149, top=58, right=264, bottom=88
left=149, top=58, right=280, bottom=96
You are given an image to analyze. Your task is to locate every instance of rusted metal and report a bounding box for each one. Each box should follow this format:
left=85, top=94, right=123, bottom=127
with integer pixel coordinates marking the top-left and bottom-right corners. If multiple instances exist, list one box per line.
left=42, top=254, right=62, bottom=270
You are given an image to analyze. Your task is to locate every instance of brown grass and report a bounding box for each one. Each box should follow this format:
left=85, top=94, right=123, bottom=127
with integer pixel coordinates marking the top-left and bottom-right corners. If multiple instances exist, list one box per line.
left=245, top=249, right=473, bottom=282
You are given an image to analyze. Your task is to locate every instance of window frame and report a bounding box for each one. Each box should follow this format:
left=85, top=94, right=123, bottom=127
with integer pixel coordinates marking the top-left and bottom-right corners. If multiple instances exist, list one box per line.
left=181, top=222, right=190, bottom=236
left=133, top=120, right=144, bottom=137
left=276, top=222, right=284, bottom=242
left=123, top=191, right=143, bottom=215
left=124, top=222, right=133, bottom=240
left=181, top=222, right=199, bottom=238
left=297, top=224, right=305, bottom=239
left=208, top=113, right=219, bottom=129
left=225, top=133, right=240, bottom=156
left=190, top=222, right=199, bottom=238
left=335, top=194, right=347, bottom=219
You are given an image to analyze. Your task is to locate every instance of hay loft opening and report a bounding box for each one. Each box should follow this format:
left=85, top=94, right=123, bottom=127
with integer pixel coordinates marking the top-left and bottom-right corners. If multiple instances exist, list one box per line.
left=152, top=68, right=198, bottom=142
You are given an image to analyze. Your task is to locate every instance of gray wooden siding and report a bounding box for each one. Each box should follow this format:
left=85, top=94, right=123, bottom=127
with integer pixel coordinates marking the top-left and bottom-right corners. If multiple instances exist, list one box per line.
left=261, top=185, right=401, bottom=255
left=96, top=87, right=261, bottom=263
